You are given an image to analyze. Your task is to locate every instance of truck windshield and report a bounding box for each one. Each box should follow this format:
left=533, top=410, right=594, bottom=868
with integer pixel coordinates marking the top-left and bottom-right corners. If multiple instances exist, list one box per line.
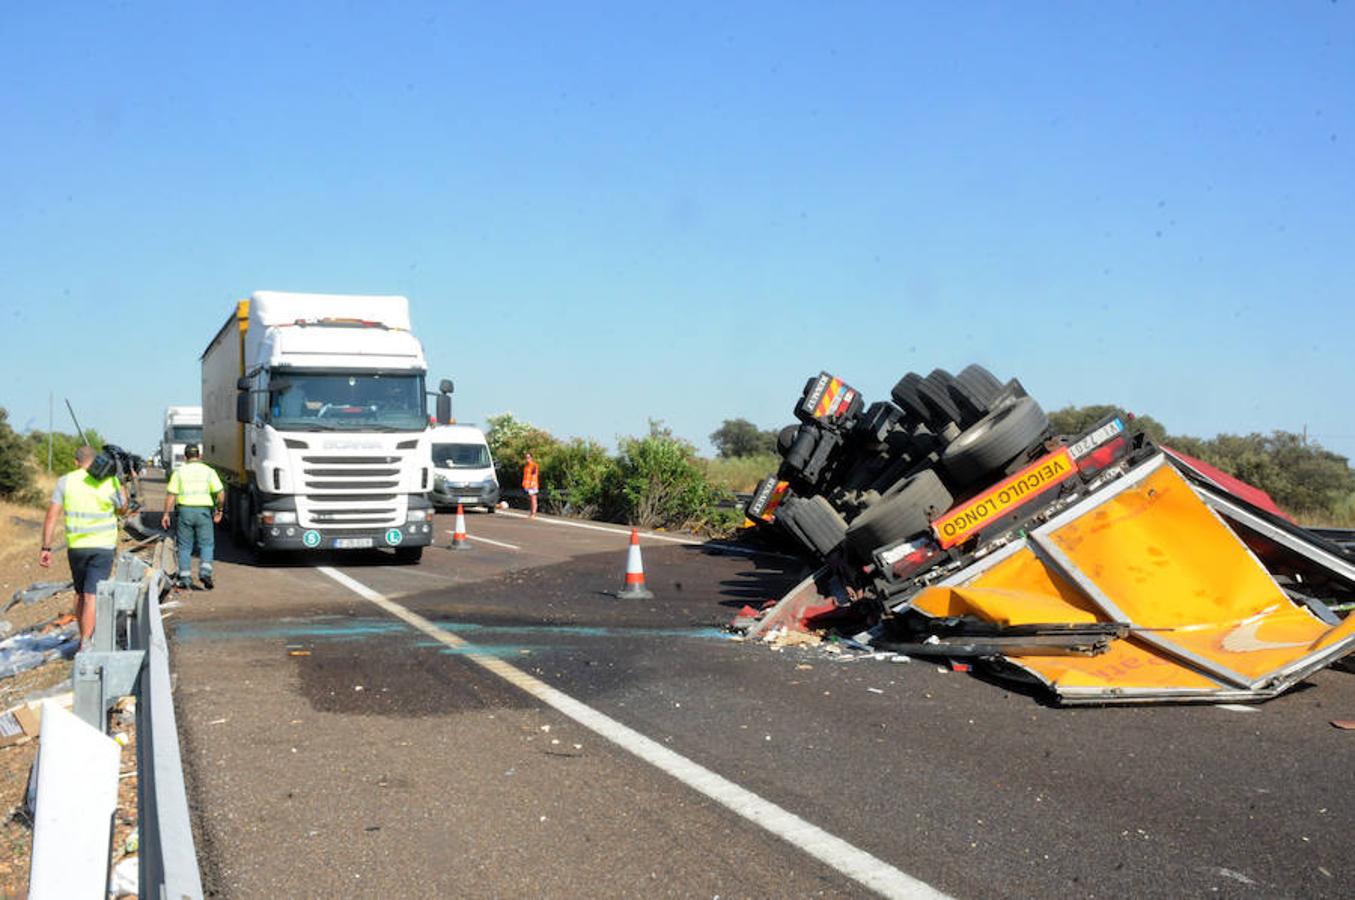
left=268, top=372, right=426, bottom=431
left=170, top=426, right=203, bottom=442
left=432, top=443, right=491, bottom=469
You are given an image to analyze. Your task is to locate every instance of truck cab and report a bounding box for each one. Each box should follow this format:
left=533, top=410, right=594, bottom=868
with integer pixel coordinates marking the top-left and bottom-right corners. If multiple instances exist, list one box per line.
left=161, top=405, right=203, bottom=476
left=202, top=292, right=452, bottom=562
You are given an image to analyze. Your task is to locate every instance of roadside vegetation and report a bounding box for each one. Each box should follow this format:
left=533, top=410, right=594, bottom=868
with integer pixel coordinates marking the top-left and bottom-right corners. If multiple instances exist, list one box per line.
left=486, top=414, right=741, bottom=535
left=1049, top=405, right=1355, bottom=526
left=0, top=407, right=103, bottom=507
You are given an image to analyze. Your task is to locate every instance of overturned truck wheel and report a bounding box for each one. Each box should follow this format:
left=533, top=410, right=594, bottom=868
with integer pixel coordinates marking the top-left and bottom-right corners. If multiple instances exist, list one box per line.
left=940, top=396, right=1050, bottom=487
left=843, top=469, right=953, bottom=560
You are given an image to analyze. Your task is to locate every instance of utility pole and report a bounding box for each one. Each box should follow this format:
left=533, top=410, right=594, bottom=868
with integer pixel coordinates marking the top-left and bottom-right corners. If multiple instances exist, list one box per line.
left=47, top=392, right=53, bottom=472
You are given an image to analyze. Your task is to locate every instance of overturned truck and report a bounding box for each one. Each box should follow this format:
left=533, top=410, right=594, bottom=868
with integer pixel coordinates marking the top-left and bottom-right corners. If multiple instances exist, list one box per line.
left=744, top=366, right=1355, bottom=704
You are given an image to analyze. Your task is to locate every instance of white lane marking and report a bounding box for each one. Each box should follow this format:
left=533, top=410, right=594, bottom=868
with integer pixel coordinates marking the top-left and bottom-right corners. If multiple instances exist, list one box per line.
left=1217, top=704, right=1261, bottom=714
left=443, top=531, right=520, bottom=551
left=496, top=510, right=795, bottom=559
left=317, top=566, right=947, bottom=900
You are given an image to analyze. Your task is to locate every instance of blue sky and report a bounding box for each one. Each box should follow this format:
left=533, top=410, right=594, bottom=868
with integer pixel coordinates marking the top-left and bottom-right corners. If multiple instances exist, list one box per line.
left=2, top=2, right=1352, bottom=461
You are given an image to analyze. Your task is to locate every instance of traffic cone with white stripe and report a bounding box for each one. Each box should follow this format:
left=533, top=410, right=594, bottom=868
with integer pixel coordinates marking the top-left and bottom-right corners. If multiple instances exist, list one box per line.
left=617, top=527, right=653, bottom=599
left=450, top=503, right=471, bottom=550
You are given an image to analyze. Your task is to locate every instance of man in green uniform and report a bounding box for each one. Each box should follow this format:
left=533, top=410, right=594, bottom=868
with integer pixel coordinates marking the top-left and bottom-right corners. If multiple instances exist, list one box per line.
left=161, top=444, right=225, bottom=590
left=39, top=445, right=128, bottom=646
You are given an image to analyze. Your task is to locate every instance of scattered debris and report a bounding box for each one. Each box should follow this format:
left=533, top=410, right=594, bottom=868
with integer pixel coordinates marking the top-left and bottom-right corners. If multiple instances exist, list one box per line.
left=4, top=582, right=72, bottom=614
left=1331, top=720, right=1355, bottom=731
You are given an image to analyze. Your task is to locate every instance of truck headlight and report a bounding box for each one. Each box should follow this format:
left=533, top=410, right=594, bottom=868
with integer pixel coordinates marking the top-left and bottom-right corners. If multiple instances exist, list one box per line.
left=261, top=511, right=297, bottom=525
left=407, top=509, right=432, bottom=523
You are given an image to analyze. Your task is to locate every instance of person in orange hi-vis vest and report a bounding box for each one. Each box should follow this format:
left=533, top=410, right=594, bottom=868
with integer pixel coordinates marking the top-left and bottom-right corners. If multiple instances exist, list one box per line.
left=522, top=452, right=540, bottom=518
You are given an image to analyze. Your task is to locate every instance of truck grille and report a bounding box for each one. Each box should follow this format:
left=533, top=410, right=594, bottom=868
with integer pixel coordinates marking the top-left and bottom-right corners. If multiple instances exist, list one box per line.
left=296, top=453, right=411, bottom=528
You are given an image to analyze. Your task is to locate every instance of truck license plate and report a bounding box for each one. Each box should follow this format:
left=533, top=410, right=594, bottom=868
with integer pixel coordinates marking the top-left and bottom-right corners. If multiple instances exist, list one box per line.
left=333, top=537, right=373, bottom=549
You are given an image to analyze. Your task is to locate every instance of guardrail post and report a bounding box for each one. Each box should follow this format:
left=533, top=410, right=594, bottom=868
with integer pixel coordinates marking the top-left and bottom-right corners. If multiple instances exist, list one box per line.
left=93, top=578, right=117, bottom=654
left=71, top=566, right=147, bottom=732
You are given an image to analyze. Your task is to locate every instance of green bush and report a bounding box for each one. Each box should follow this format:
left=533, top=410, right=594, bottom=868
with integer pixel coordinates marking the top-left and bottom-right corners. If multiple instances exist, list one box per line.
left=541, top=439, right=615, bottom=518
left=0, top=408, right=36, bottom=501
left=27, top=429, right=104, bottom=475
left=485, top=412, right=559, bottom=490
left=606, top=423, right=733, bottom=530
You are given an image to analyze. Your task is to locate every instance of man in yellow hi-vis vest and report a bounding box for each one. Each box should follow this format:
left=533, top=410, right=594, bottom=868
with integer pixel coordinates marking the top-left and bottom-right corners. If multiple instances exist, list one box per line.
left=161, top=444, right=225, bottom=590
left=39, top=445, right=128, bottom=646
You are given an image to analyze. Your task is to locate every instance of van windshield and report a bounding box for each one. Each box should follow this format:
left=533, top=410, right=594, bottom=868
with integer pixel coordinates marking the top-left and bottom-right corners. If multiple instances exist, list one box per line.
left=170, top=426, right=203, bottom=442
left=432, top=443, right=491, bottom=469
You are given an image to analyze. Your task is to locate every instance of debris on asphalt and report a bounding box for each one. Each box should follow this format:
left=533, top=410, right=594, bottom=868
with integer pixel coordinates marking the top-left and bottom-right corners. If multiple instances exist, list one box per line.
left=1331, top=720, right=1355, bottom=730
left=735, top=365, right=1355, bottom=705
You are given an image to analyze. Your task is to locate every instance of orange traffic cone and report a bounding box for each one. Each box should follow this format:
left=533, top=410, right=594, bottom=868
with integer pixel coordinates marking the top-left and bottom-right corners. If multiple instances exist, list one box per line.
left=451, top=503, right=471, bottom=550
left=617, top=527, right=653, bottom=599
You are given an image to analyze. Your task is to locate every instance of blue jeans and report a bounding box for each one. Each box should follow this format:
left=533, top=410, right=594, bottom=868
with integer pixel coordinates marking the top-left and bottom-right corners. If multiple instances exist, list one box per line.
left=176, top=506, right=215, bottom=581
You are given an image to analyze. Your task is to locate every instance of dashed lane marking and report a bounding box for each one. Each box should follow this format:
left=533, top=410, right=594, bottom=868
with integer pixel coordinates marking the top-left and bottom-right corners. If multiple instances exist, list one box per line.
left=317, top=565, right=948, bottom=900
left=444, top=531, right=521, bottom=551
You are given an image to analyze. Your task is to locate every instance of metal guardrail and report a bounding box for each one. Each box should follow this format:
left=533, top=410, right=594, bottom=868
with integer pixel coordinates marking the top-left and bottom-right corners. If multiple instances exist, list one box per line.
left=33, top=545, right=204, bottom=899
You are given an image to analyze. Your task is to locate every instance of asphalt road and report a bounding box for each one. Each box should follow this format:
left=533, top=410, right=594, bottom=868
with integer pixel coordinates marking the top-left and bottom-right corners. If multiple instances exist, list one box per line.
left=147, top=480, right=1355, bottom=898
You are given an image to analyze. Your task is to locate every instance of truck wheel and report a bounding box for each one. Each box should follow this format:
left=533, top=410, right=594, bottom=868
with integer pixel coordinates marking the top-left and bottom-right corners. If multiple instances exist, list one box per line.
left=394, top=546, right=424, bottom=564
left=782, top=495, right=847, bottom=557
left=783, top=424, right=819, bottom=471
left=956, top=364, right=1005, bottom=406
left=844, top=469, right=952, bottom=559
left=890, top=374, right=932, bottom=425
left=913, top=375, right=962, bottom=429
left=941, top=397, right=1050, bottom=487
left=927, top=369, right=984, bottom=427
left=234, top=492, right=252, bottom=548
left=776, top=424, right=799, bottom=456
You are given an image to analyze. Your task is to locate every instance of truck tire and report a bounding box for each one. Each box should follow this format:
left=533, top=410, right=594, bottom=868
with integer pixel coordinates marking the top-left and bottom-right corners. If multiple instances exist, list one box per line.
left=890, top=374, right=932, bottom=425
left=783, top=424, right=819, bottom=471
left=782, top=495, right=848, bottom=557
left=394, top=546, right=424, bottom=564
left=913, top=375, right=962, bottom=430
left=776, top=424, right=799, bottom=456
left=844, top=469, right=952, bottom=559
left=941, top=396, right=1050, bottom=487
left=928, top=369, right=985, bottom=427
left=956, top=364, right=1004, bottom=406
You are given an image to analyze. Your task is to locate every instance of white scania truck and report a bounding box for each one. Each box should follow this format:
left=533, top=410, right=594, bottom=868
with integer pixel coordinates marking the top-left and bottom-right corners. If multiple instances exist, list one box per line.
left=201, top=291, right=453, bottom=562
left=160, top=405, right=203, bottom=474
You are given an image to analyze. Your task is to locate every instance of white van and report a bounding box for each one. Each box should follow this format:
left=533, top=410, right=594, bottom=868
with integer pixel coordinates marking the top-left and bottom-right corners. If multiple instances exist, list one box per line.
left=428, top=424, right=500, bottom=512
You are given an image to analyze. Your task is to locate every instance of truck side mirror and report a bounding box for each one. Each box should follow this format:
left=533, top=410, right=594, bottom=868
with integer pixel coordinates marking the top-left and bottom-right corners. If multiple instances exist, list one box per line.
left=439, top=379, right=454, bottom=395
left=236, top=393, right=251, bottom=423
left=236, top=376, right=250, bottom=391
left=435, top=394, right=453, bottom=425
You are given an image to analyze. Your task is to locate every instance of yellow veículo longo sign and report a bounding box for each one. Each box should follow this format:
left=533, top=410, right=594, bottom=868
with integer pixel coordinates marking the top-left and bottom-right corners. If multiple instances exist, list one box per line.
left=932, top=447, right=1077, bottom=548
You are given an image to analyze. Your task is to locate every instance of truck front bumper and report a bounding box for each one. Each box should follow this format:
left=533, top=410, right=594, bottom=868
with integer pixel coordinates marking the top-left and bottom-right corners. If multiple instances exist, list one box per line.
left=255, top=521, right=435, bottom=551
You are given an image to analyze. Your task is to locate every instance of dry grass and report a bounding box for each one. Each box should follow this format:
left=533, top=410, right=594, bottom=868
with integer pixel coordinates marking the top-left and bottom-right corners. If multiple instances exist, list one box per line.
left=0, top=473, right=55, bottom=565
left=700, top=453, right=780, bottom=494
